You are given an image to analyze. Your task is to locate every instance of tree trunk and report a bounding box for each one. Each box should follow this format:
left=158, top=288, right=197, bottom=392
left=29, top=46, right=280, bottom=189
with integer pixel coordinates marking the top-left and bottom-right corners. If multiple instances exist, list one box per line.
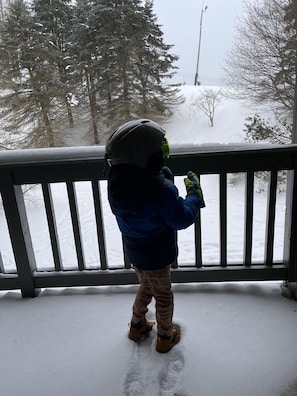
left=85, top=70, right=99, bottom=145
left=41, top=101, right=55, bottom=147
left=65, top=95, right=74, bottom=128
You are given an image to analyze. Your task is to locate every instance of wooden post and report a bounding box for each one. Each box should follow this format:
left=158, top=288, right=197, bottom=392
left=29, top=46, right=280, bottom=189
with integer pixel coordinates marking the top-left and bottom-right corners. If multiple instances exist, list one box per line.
left=282, top=54, right=297, bottom=298
left=1, top=172, right=38, bottom=297
left=282, top=168, right=297, bottom=299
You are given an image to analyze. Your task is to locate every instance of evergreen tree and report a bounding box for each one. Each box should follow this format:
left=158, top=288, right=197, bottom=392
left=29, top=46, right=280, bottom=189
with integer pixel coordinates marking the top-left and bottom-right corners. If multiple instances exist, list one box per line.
left=0, top=0, right=60, bottom=147
left=87, top=0, right=129, bottom=130
left=98, top=0, right=142, bottom=124
left=132, top=0, right=180, bottom=118
left=244, top=114, right=275, bottom=143
left=244, top=113, right=291, bottom=144
left=0, top=0, right=180, bottom=148
left=93, top=0, right=180, bottom=128
left=70, top=0, right=103, bottom=144
left=71, top=0, right=180, bottom=139
left=33, top=0, right=76, bottom=129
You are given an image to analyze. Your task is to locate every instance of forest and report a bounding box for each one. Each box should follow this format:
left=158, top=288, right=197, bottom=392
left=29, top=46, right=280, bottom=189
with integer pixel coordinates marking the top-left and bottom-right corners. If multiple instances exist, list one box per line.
left=0, top=0, right=180, bottom=148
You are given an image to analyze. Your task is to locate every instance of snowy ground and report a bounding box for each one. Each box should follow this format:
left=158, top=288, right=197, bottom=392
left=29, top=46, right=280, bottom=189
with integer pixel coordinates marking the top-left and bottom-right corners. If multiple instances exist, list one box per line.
left=1, top=86, right=297, bottom=395
left=1, top=282, right=297, bottom=396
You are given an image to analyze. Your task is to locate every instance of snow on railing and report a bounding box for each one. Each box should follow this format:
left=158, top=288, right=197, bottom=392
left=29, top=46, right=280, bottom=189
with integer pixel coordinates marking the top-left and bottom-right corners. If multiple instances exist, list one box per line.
left=0, top=144, right=297, bottom=297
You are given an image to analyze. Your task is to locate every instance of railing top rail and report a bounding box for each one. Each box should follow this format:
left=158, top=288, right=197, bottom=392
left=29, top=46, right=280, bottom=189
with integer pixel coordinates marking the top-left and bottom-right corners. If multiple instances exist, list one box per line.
left=170, top=142, right=297, bottom=155
left=1, top=143, right=297, bottom=167
left=0, top=143, right=297, bottom=185
left=0, top=146, right=106, bottom=167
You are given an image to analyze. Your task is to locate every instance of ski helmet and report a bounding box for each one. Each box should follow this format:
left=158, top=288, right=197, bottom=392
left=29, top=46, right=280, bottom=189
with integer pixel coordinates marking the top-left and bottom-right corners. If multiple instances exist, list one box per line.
left=105, top=119, right=169, bottom=170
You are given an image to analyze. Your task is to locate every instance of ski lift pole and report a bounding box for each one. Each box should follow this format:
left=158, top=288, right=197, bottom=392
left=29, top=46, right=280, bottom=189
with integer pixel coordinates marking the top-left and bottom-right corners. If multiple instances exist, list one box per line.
left=292, top=59, right=297, bottom=143
left=194, top=1, right=208, bottom=86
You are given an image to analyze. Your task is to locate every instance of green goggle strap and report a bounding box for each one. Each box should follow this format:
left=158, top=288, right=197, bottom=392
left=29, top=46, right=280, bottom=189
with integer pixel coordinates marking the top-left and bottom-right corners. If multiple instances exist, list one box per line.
left=162, top=138, right=170, bottom=159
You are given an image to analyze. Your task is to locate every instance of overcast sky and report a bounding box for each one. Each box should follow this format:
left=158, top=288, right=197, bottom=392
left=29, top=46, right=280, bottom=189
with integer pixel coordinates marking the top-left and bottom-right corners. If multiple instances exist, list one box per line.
left=153, top=0, right=245, bottom=86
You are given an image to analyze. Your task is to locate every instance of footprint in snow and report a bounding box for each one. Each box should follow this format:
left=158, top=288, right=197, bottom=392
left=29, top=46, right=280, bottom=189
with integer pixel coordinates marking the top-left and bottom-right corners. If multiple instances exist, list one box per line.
left=124, top=334, right=155, bottom=396
left=124, top=377, right=145, bottom=396
left=124, top=325, right=189, bottom=396
left=158, top=348, right=185, bottom=393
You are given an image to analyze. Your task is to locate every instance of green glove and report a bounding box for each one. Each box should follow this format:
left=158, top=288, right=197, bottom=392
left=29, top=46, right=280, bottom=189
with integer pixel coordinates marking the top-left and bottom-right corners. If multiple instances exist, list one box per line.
left=184, top=171, right=206, bottom=208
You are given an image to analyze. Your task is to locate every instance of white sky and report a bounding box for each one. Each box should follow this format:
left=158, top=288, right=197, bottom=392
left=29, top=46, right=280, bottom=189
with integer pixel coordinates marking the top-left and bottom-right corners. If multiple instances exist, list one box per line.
left=153, top=0, right=245, bottom=85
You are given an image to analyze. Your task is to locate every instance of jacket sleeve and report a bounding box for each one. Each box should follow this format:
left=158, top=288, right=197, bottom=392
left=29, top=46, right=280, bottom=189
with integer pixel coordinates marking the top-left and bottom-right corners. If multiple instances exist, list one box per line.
left=158, top=182, right=201, bottom=230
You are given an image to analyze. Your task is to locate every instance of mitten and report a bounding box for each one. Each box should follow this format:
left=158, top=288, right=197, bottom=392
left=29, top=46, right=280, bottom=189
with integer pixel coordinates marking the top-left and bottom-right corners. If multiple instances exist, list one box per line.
left=184, top=171, right=206, bottom=208
left=162, top=166, right=174, bottom=182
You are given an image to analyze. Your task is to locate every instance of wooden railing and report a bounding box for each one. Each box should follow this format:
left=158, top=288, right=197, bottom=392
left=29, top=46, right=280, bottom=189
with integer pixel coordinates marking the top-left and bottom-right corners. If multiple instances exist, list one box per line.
left=0, top=143, right=297, bottom=297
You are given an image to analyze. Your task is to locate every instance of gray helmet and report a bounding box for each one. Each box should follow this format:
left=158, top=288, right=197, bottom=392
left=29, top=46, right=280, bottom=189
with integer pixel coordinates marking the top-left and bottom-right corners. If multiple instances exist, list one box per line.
left=105, top=119, right=168, bottom=170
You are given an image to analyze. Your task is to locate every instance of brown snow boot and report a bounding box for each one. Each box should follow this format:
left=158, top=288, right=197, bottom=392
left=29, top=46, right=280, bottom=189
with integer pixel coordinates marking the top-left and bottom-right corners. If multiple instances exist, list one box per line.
left=128, top=318, right=155, bottom=342
left=156, top=324, right=181, bottom=353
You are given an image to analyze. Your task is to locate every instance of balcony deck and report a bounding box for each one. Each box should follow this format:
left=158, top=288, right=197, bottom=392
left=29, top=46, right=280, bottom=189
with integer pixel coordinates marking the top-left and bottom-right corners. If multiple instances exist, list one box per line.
left=1, top=281, right=297, bottom=396
left=1, top=143, right=297, bottom=395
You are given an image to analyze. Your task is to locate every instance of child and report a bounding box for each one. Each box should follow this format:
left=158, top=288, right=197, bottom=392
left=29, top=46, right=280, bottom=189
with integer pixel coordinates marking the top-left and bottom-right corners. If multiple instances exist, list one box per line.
left=105, top=119, right=205, bottom=353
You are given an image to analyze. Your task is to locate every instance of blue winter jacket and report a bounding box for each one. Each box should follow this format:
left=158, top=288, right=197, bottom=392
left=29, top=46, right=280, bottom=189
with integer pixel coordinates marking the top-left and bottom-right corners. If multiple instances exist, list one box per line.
left=108, top=164, right=202, bottom=270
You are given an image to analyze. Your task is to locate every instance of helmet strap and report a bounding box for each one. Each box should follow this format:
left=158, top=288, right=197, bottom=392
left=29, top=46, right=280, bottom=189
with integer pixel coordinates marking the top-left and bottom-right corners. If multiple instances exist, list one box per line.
left=162, top=138, right=170, bottom=159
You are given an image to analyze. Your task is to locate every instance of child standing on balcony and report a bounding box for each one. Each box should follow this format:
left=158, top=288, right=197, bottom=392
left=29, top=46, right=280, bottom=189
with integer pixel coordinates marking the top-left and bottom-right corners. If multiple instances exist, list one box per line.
left=105, top=119, right=205, bottom=353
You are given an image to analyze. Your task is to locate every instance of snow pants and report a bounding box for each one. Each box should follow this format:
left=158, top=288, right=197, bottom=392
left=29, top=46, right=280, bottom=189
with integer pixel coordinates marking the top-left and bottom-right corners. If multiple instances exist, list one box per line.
left=132, top=264, right=174, bottom=336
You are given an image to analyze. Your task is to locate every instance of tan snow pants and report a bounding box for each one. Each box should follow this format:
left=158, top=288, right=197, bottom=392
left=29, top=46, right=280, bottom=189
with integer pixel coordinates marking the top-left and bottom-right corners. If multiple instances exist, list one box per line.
left=132, top=264, right=174, bottom=336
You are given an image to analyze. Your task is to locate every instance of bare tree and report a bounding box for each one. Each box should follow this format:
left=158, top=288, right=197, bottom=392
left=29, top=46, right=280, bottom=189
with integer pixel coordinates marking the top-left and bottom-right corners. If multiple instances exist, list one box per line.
left=223, top=0, right=296, bottom=117
left=194, top=88, right=221, bottom=127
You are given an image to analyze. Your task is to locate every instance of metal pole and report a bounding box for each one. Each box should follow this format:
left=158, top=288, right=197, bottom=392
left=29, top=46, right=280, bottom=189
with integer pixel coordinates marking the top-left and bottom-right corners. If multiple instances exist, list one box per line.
left=292, top=60, right=297, bottom=143
left=194, top=1, right=208, bottom=86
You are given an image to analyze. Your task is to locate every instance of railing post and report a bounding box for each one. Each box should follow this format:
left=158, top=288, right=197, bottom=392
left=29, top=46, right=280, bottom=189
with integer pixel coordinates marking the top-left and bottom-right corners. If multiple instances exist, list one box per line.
left=220, top=172, right=227, bottom=267
left=42, top=183, right=63, bottom=271
left=244, top=171, right=254, bottom=267
left=282, top=169, right=297, bottom=299
left=0, top=250, right=4, bottom=273
left=92, top=180, right=108, bottom=270
left=1, top=172, right=38, bottom=297
left=264, top=170, right=277, bottom=266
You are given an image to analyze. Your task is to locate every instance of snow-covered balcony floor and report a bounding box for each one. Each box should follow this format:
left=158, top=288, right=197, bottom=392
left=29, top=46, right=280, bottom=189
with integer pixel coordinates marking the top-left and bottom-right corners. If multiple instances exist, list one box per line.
left=1, top=281, right=297, bottom=396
